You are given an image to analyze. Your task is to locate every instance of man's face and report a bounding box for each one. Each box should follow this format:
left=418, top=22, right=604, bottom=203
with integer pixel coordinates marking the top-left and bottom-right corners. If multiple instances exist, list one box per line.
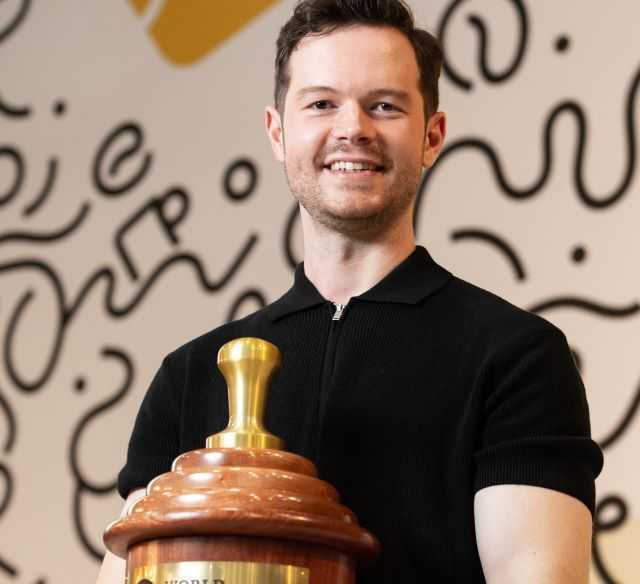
left=266, top=25, right=445, bottom=236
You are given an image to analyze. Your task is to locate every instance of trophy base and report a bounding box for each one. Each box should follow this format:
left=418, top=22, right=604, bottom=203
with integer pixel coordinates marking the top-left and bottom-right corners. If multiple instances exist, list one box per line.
left=127, top=535, right=356, bottom=584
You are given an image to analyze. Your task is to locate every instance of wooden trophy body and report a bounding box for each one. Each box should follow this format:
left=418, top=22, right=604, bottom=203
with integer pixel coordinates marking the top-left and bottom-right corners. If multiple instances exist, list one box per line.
left=104, top=338, right=379, bottom=584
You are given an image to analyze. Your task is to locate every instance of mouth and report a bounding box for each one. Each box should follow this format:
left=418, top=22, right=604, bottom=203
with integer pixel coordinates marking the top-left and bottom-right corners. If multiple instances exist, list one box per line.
left=322, top=159, right=386, bottom=176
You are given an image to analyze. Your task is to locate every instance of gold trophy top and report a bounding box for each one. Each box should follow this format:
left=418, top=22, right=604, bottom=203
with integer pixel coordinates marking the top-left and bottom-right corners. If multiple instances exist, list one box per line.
left=206, top=337, right=284, bottom=450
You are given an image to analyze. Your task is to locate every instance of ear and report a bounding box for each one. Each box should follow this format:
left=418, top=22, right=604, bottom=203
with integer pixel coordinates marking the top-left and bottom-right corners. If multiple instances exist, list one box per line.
left=265, top=106, right=285, bottom=163
left=422, top=111, right=446, bottom=169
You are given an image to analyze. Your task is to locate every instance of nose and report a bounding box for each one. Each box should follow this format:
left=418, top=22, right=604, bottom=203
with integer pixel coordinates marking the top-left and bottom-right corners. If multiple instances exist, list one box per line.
left=332, top=102, right=376, bottom=145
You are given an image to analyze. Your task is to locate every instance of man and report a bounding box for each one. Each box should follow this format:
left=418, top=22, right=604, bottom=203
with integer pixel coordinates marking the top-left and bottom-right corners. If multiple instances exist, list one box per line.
left=98, top=1, right=603, bottom=582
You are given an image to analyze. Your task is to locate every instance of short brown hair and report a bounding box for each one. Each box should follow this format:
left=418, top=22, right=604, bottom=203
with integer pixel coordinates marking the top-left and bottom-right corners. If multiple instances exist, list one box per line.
left=274, top=0, right=443, bottom=119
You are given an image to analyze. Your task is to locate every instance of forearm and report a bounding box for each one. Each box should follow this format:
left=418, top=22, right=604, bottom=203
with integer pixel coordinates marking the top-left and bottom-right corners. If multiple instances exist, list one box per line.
left=96, top=550, right=126, bottom=584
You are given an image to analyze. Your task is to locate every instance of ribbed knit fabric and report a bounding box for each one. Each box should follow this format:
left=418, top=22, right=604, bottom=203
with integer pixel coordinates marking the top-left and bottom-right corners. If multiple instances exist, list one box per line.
left=118, top=246, right=603, bottom=583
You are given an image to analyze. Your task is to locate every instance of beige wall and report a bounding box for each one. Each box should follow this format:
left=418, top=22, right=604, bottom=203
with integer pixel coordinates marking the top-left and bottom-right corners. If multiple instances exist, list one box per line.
left=0, top=1, right=637, bottom=581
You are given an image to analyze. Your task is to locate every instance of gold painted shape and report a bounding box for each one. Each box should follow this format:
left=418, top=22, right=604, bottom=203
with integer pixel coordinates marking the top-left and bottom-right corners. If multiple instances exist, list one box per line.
left=207, top=338, right=284, bottom=450
left=128, top=560, right=309, bottom=584
left=139, top=0, right=280, bottom=65
left=128, top=0, right=150, bottom=15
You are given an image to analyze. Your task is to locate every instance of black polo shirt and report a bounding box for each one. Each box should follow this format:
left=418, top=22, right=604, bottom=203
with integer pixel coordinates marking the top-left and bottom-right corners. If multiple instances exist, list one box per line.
left=119, top=246, right=603, bottom=583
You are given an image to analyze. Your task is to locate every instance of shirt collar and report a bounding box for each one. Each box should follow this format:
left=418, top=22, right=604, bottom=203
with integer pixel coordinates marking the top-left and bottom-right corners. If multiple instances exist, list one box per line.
left=266, top=246, right=452, bottom=322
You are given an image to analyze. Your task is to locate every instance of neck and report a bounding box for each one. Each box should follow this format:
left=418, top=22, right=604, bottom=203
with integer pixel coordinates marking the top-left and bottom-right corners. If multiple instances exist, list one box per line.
left=300, top=207, right=416, bottom=304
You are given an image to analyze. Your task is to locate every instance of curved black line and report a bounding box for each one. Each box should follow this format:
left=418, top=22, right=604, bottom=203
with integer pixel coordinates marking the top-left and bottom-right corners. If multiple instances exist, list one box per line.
left=529, top=297, right=640, bottom=318
left=0, top=202, right=90, bottom=245
left=0, top=553, right=17, bottom=577
left=92, top=122, right=153, bottom=196
left=0, top=259, right=67, bottom=393
left=0, top=93, right=31, bottom=118
left=4, top=288, right=66, bottom=393
left=467, top=0, right=528, bottom=84
left=451, top=228, right=526, bottom=281
left=22, top=158, right=57, bottom=216
left=438, top=0, right=528, bottom=91
left=223, top=158, right=258, bottom=202
left=592, top=495, right=627, bottom=584
left=72, top=486, right=103, bottom=561
left=69, top=348, right=134, bottom=492
left=598, top=377, right=640, bottom=450
left=0, top=145, right=24, bottom=206
left=416, top=65, right=639, bottom=213
left=0, top=0, right=31, bottom=45
left=0, top=389, right=16, bottom=453
left=67, top=234, right=259, bottom=319
left=283, top=202, right=300, bottom=270
left=226, top=288, right=268, bottom=322
left=438, top=0, right=473, bottom=91
left=0, top=463, right=13, bottom=517
left=0, top=235, right=256, bottom=392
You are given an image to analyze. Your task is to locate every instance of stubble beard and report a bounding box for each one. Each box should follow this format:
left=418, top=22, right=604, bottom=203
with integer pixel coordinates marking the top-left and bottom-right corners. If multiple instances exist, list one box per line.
left=284, top=157, right=420, bottom=239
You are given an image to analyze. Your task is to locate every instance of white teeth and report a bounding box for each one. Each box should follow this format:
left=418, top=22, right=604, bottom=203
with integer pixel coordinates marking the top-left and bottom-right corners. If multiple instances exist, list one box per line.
left=329, top=161, right=378, bottom=172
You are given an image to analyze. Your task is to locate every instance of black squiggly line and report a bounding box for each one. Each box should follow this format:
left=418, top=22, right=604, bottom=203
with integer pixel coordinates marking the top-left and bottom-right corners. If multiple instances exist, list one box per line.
left=0, top=145, right=24, bottom=206
left=70, top=348, right=133, bottom=561
left=5, top=288, right=65, bottom=393
left=69, top=348, right=133, bottom=493
left=467, top=1, right=528, bottom=84
left=22, top=158, right=57, bottom=216
left=598, top=377, right=640, bottom=450
left=92, top=122, right=153, bottom=196
left=115, top=187, right=190, bottom=280
left=67, top=236, right=259, bottom=318
left=0, top=202, right=90, bottom=245
left=529, top=297, right=639, bottom=317
left=437, top=0, right=528, bottom=91
left=283, top=201, right=300, bottom=270
left=592, top=495, right=628, bottom=584
left=0, top=237, right=257, bottom=392
left=0, top=388, right=16, bottom=453
left=0, top=553, right=17, bottom=577
left=0, top=93, right=31, bottom=118
left=0, top=462, right=13, bottom=517
left=0, top=0, right=31, bottom=45
left=451, top=228, right=526, bottom=280
left=226, top=288, right=268, bottom=322
left=415, top=65, right=640, bottom=216
left=72, top=486, right=103, bottom=561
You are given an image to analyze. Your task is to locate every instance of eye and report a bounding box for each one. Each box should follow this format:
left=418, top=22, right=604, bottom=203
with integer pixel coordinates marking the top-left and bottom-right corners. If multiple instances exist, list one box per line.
left=309, top=100, right=332, bottom=110
left=373, top=102, right=398, bottom=113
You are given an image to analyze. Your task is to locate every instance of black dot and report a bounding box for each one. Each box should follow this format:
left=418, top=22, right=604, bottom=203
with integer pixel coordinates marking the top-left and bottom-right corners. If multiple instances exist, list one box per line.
left=555, top=35, right=570, bottom=53
left=53, top=100, right=67, bottom=116
left=571, top=245, right=587, bottom=263
left=74, top=377, right=86, bottom=392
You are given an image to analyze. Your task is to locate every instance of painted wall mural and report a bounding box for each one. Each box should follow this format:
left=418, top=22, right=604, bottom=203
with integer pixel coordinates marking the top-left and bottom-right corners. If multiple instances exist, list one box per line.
left=0, top=1, right=638, bottom=582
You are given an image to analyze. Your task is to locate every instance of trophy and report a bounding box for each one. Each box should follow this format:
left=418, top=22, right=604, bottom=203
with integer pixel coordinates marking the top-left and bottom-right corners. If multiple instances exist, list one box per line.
left=104, top=337, right=379, bottom=583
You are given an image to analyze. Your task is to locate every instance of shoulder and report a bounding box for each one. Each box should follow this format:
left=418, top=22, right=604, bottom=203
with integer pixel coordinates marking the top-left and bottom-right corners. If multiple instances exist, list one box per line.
left=436, top=274, right=565, bottom=350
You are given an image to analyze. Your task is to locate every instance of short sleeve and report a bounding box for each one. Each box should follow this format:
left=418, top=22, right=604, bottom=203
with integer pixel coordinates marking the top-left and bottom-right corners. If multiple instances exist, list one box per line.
left=473, top=325, right=604, bottom=515
left=117, top=353, right=182, bottom=498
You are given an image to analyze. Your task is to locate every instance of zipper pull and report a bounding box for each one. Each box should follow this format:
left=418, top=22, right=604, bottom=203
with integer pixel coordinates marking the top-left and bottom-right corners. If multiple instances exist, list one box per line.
left=332, top=303, right=346, bottom=321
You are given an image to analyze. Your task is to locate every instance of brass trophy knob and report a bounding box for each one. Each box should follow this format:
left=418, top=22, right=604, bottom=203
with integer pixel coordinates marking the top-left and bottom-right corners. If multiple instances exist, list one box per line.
left=206, top=337, right=284, bottom=450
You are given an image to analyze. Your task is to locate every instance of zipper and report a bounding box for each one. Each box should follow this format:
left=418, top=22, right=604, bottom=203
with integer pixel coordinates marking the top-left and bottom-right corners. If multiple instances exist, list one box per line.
left=312, top=301, right=349, bottom=460
left=332, top=302, right=346, bottom=321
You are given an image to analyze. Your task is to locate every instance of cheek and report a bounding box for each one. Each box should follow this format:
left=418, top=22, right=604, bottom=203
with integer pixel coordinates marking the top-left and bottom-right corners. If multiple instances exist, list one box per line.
left=285, top=117, right=327, bottom=153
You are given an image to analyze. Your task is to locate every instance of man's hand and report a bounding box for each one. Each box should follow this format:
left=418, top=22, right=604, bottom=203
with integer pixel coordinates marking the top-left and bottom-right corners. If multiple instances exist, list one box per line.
left=474, top=484, right=592, bottom=584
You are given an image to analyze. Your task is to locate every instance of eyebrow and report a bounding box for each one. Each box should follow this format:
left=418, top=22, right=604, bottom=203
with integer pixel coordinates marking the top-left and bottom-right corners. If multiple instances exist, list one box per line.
left=295, top=86, right=412, bottom=103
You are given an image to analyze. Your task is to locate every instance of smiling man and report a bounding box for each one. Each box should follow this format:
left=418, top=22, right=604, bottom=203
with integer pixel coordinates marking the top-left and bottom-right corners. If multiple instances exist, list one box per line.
left=98, top=1, right=603, bottom=583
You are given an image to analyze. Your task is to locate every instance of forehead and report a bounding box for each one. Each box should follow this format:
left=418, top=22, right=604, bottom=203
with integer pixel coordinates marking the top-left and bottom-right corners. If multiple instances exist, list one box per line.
left=286, top=25, right=420, bottom=95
